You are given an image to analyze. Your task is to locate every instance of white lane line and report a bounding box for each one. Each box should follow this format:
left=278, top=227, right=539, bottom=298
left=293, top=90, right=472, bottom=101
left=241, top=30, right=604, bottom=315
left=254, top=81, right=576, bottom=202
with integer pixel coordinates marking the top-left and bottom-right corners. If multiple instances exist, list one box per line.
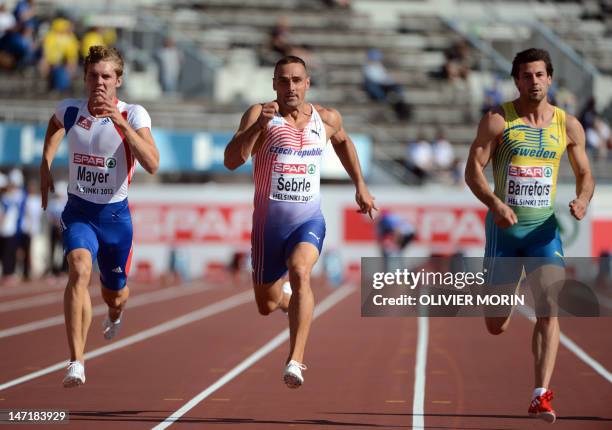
left=0, top=289, right=102, bottom=313
left=152, top=285, right=355, bottom=430
left=0, top=284, right=64, bottom=298
left=412, top=316, right=429, bottom=430
left=0, top=290, right=253, bottom=392
left=519, top=308, right=612, bottom=384
left=0, top=283, right=213, bottom=339
left=559, top=332, right=612, bottom=383
left=0, top=292, right=66, bottom=313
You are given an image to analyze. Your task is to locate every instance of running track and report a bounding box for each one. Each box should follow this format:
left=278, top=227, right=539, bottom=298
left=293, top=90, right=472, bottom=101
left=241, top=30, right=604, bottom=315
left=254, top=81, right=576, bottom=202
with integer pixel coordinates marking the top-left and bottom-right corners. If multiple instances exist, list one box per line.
left=0, top=277, right=610, bottom=429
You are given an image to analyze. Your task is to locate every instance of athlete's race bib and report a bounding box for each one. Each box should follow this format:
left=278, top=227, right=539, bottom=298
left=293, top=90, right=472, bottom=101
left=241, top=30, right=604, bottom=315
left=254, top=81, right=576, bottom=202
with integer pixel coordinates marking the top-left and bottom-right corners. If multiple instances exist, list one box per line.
left=71, top=152, right=117, bottom=197
left=269, top=161, right=319, bottom=203
left=505, top=164, right=553, bottom=208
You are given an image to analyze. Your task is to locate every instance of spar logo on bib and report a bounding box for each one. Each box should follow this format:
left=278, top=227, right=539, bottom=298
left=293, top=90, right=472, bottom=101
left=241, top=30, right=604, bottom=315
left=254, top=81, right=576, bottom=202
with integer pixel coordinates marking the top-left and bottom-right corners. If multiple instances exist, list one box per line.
left=508, top=165, right=546, bottom=178
left=273, top=163, right=307, bottom=175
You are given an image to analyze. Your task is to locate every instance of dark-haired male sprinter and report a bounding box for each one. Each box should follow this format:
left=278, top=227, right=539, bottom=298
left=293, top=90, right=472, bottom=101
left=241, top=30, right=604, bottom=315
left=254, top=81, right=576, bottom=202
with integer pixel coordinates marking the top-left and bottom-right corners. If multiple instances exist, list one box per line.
left=225, top=55, right=376, bottom=388
left=465, top=48, right=594, bottom=423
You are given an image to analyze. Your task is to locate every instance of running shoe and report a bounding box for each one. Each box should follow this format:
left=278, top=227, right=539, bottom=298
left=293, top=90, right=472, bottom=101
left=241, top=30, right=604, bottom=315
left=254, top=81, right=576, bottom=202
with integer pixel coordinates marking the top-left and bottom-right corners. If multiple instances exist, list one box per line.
left=62, top=361, right=85, bottom=388
left=102, top=313, right=122, bottom=340
left=282, top=281, right=292, bottom=296
left=528, top=390, right=556, bottom=423
left=283, top=360, right=306, bottom=389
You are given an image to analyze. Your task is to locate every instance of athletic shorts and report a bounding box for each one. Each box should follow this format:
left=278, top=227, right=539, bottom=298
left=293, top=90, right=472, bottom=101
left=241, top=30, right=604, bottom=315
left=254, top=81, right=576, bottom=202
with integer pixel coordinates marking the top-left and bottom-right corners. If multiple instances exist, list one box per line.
left=252, top=216, right=326, bottom=284
left=484, top=211, right=564, bottom=285
left=61, top=194, right=133, bottom=290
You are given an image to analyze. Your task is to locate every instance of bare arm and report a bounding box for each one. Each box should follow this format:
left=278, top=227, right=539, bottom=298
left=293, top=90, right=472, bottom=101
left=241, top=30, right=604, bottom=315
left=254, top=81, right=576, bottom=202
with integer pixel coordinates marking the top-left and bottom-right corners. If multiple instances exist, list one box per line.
left=224, top=102, right=278, bottom=170
left=566, top=115, right=595, bottom=220
left=323, top=107, right=377, bottom=218
left=117, top=123, right=159, bottom=175
left=40, top=115, right=65, bottom=210
left=91, top=95, right=160, bottom=174
left=465, top=109, right=517, bottom=227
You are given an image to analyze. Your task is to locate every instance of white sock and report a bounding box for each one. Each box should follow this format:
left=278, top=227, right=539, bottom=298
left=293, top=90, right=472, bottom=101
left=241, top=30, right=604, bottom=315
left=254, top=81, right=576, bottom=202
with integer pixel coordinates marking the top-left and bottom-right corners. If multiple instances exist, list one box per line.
left=532, top=387, right=547, bottom=399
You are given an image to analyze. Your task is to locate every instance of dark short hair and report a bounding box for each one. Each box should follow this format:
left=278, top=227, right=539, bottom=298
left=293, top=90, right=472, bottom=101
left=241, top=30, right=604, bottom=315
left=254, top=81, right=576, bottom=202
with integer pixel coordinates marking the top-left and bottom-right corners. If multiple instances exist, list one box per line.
left=84, top=46, right=124, bottom=77
left=274, top=55, right=307, bottom=77
left=511, top=48, right=553, bottom=79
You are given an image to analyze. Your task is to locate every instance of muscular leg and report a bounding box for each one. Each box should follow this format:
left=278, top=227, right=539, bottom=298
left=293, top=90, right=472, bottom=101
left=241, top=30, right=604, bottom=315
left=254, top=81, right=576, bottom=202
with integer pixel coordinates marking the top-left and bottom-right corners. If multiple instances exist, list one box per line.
left=286, top=243, right=319, bottom=364
left=528, top=264, right=564, bottom=389
left=101, top=285, right=130, bottom=321
left=253, top=277, right=289, bottom=315
left=484, top=279, right=521, bottom=335
left=64, top=249, right=93, bottom=362
left=532, top=316, right=560, bottom=388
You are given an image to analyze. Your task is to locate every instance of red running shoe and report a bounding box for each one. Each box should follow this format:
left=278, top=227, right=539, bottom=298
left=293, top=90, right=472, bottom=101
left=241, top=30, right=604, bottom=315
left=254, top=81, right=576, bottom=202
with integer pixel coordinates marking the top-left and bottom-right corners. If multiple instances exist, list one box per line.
left=528, top=390, right=556, bottom=423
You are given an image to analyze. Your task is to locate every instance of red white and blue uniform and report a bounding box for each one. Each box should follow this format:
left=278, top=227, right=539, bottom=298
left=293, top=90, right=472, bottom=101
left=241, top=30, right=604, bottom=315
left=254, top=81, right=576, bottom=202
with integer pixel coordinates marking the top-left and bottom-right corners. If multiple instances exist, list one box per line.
left=54, top=98, right=151, bottom=290
left=252, top=105, right=327, bottom=284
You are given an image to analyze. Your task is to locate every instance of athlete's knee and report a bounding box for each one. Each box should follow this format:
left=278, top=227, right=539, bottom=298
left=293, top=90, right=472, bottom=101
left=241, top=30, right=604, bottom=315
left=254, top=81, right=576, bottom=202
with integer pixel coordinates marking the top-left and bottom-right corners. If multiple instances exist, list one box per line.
left=102, top=285, right=128, bottom=309
left=68, top=257, right=92, bottom=285
left=103, top=292, right=124, bottom=309
left=287, top=263, right=311, bottom=286
left=256, top=300, right=277, bottom=316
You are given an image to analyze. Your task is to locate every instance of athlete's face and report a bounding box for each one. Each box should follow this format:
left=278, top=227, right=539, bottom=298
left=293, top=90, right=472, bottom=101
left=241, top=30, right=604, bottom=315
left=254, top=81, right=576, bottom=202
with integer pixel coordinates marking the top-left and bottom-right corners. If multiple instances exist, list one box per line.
left=85, top=61, right=122, bottom=101
left=273, top=63, right=310, bottom=109
left=514, top=61, right=551, bottom=103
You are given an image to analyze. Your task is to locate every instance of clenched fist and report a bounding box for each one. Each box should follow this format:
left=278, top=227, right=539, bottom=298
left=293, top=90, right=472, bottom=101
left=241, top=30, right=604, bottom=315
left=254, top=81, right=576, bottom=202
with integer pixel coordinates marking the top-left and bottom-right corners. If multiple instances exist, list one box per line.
left=257, top=101, right=279, bottom=129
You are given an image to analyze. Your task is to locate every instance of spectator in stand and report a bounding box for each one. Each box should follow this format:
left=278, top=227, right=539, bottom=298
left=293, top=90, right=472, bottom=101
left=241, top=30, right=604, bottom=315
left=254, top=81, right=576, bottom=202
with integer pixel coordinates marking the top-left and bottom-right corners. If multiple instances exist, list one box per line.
left=579, top=97, right=597, bottom=130
left=46, top=180, right=68, bottom=278
left=13, top=0, right=35, bottom=28
left=431, top=128, right=455, bottom=172
left=18, top=179, right=42, bottom=281
left=0, top=169, right=26, bottom=285
left=39, top=17, right=79, bottom=92
left=0, top=22, right=35, bottom=70
left=405, top=132, right=433, bottom=184
left=0, top=3, right=16, bottom=37
left=155, top=36, right=183, bottom=93
left=585, top=116, right=611, bottom=160
left=80, top=25, right=105, bottom=60
left=363, top=48, right=411, bottom=120
left=552, top=79, right=577, bottom=116
left=481, top=77, right=503, bottom=115
left=443, top=39, right=472, bottom=83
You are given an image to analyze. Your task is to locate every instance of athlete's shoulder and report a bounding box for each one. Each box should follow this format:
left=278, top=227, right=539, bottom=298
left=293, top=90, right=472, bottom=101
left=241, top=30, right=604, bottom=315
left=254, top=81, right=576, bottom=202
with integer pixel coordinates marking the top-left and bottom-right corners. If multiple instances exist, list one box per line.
left=564, top=113, right=582, bottom=131
left=118, top=100, right=148, bottom=114
left=313, top=104, right=341, bottom=126
left=56, top=98, right=83, bottom=110
left=479, top=105, right=506, bottom=133
left=564, top=113, right=585, bottom=145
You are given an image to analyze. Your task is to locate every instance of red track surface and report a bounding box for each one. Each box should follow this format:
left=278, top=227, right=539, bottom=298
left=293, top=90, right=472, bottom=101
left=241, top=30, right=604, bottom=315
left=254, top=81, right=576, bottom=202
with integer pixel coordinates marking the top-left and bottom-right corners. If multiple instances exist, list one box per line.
left=0, top=278, right=610, bottom=429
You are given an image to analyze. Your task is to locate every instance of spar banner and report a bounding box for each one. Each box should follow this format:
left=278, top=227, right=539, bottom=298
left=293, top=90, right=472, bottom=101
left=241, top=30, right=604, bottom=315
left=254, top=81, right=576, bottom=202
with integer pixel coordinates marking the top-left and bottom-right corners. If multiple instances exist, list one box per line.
left=361, top=257, right=612, bottom=317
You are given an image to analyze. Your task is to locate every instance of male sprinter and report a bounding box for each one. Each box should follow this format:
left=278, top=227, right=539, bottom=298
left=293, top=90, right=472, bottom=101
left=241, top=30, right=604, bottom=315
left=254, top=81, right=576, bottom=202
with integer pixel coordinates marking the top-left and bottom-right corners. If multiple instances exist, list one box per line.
left=40, top=46, right=159, bottom=387
left=465, top=48, right=594, bottom=422
left=224, top=56, right=376, bottom=388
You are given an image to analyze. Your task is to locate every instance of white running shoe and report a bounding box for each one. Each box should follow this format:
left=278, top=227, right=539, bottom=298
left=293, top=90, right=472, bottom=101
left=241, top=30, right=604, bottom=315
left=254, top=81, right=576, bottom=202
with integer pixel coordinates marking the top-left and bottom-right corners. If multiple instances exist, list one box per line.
left=283, top=360, right=307, bottom=389
left=62, top=361, right=85, bottom=388
left=282, top=281, right=292, bottom=296
left=102, top=313, right=122, bottom=340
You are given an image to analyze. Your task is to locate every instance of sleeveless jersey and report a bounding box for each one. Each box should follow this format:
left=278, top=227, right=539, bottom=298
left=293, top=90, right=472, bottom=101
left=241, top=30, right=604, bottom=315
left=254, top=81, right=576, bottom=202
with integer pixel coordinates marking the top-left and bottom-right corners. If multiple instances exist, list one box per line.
left=54, top=98, right=151, bottom=204
left=492, top=102, right=567, bottom=227
left=252, top=104, right=327, bottom=226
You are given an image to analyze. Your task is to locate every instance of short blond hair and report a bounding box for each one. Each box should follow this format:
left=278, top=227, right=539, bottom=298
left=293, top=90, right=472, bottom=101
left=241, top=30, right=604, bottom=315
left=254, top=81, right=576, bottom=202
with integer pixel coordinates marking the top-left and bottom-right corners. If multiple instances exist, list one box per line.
left=84, top=46, right=124, bottom=77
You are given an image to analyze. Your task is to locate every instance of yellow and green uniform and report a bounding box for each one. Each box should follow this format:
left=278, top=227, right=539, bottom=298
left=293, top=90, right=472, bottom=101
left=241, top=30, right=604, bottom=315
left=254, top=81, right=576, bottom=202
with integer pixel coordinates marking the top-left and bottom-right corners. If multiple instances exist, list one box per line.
left=485, top=102, right=567, bottom=280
